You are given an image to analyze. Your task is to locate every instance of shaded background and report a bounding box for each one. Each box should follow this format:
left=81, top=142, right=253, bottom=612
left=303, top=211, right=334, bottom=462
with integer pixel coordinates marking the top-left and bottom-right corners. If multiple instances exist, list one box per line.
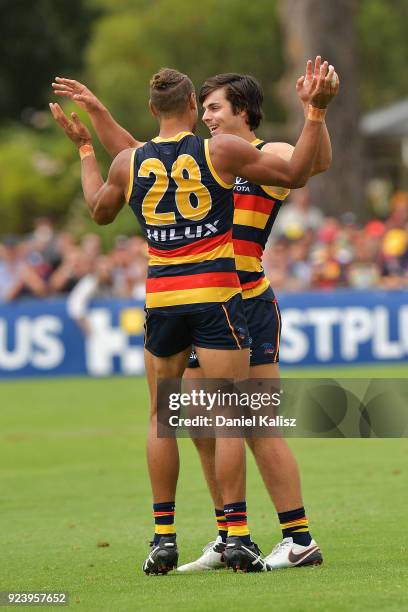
left=1, top=9, right=407, bottom=607
left=2, top=0, right=408, bottom=238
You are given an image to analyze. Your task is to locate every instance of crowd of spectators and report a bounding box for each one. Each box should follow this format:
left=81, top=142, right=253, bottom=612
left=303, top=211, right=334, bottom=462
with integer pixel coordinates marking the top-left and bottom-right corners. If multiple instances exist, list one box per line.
left=264, top=188, right=408, bottom=292
left=0, top=218, right=148, bottom=305
left=1, top=187, right=408, bottom=308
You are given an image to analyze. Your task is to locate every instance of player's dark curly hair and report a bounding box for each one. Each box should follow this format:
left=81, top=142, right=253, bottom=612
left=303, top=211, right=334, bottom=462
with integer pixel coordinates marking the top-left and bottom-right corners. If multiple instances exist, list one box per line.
left=150, top=68, right=195, bottom=116
left=199, top=73, right=263, bottom=130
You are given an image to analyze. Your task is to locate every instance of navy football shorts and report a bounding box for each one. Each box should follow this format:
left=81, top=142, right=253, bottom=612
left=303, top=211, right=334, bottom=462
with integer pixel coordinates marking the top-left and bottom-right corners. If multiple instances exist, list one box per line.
left=144, top=293, right=250, bottom=358
left=188, top=297, right=281, bottom=368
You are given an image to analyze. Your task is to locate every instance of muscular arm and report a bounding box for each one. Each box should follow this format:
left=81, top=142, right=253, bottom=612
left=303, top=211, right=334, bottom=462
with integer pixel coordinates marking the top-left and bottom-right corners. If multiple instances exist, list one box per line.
left=87, top=106, right=139, bottom=158
left=50, top=102, right=133, bottom=224
left=300, top=105, right=331, bottom=174
left=210, top=61, right=338, bottom=188
left=264, top=137, right=331, bottom=177
left=310, top=121, right=331, bottom=174
left=80, top=148, right=132, bottom=225
left=210, top=116, right=324, bottom=189
left=296, top=56, right=334, bottom=174
left=257, top=118, right=331, bottom=182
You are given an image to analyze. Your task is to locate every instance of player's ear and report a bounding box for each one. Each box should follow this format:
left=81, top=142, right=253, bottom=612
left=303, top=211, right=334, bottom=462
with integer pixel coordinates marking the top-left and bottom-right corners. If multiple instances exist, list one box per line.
left=189, top=92, right=197, bottom=111
left=239, top=107, right=248, bottom=121
left=149, top=99, right=159, bottom=119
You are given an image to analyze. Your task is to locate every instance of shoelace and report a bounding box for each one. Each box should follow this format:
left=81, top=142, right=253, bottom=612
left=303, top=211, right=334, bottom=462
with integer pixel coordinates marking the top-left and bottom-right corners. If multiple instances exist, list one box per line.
left=251, top=542, right=264, bottom=556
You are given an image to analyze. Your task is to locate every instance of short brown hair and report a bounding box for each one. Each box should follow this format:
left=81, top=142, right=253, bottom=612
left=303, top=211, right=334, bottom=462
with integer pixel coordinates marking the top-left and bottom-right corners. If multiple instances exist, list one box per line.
left=199, top=73, right=263, bottom=130
left=150, top=68, right=194, bottom=116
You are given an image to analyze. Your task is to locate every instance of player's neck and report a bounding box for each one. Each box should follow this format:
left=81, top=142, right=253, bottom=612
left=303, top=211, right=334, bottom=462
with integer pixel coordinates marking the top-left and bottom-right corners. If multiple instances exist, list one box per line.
left=157, top=117, right=194, bottom=139
left=229, top=127, right=257, bottom=143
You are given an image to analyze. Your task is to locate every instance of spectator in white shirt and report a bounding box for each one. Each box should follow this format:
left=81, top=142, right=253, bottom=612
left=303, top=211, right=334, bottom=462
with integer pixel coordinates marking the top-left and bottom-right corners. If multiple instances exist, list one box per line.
left=66, top=256, right=116, bottom=334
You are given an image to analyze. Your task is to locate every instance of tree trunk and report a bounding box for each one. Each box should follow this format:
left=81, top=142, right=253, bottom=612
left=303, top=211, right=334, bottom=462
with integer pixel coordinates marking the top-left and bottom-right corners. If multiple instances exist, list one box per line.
left=278, top=0, right=364, bottom=218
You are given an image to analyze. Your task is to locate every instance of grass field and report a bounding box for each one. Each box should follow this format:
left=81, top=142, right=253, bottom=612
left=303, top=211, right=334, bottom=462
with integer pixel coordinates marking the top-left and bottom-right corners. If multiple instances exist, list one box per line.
left=1, top=366, right=408, bottom=611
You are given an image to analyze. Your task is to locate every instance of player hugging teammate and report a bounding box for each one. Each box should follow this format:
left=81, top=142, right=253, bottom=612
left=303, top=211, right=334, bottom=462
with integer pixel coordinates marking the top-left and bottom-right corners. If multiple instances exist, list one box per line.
left=51, top=58, right=338, bottom=573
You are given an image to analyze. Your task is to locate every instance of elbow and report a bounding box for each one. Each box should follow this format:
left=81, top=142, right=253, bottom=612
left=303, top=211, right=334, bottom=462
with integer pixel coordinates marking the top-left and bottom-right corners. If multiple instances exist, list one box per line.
left=289, top=175, right=308, bottom=189
left=89, top=199, right=115, bottom=225
left=279, top=170, right=309, bottom=189
left=322, top=156, right=332, bottom=172
left=91, top=211, right=114, bottom=225
left=312, top=158, right=332, bottom=176
left=90, top=207, right=113, bottom=226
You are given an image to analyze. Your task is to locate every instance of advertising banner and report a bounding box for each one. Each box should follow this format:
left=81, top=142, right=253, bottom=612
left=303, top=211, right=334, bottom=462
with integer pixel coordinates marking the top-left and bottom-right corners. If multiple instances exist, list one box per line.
left=1, top=290, right=407, bottom=378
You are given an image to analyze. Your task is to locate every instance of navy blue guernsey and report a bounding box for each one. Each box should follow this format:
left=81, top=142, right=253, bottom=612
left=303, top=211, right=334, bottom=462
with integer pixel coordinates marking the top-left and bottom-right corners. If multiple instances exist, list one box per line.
left=126, top=132, right=240, bottom=311
left=232, top=139, right=290, bottom=300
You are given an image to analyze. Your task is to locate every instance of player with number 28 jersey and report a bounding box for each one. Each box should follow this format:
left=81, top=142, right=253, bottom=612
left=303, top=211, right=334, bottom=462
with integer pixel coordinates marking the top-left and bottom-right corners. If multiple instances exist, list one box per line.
left=127, top=132, right=240, bottom=313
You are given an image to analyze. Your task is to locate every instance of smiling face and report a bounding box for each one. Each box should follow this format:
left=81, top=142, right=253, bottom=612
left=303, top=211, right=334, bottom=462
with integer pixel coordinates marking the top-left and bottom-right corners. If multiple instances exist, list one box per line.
left=201, top=87, right=248, bottom=137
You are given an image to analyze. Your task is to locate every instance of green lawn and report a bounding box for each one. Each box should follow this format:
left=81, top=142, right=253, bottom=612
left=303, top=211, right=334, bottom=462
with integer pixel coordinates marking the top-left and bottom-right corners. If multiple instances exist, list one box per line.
left=1, top=368, right=407, bottom=611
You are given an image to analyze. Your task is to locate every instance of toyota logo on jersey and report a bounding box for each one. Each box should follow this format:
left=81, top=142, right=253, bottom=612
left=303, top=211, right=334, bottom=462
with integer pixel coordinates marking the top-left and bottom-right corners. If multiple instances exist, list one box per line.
left=234, top=176, right=250, bottom=192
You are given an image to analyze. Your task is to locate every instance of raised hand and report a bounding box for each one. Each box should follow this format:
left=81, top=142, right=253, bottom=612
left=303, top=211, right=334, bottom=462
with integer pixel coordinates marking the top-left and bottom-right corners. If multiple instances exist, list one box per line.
left=52, top=78, right=103, bottom=113
left=296, top=56, right=323, bottom=105
left=306, top=60, right=340, bottom=109
left=49, top=102, right=92, bottom=148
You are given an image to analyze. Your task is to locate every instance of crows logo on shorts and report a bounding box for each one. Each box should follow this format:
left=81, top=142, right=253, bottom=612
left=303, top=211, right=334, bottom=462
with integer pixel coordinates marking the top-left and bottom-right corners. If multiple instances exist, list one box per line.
left=261, top=343, right=275, bottom=355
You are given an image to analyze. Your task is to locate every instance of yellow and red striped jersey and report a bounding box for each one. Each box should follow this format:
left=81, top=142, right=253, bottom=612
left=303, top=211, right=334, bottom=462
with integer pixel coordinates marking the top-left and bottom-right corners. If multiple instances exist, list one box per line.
left=127, top=132, right=240, bottom=312
left=232, top=139, right=290, bottom=300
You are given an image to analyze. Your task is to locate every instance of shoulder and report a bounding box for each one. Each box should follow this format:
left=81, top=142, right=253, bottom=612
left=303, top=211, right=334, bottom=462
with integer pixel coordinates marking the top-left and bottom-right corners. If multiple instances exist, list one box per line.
left=260, top=141, right=294, bottom=161
left=210, top=133, right=255, bottom=150
left=254, top=141, right=292, bottom=200
left=112, top=147, right=137, bottom=165
left=208, top=134, right=255, bottom=160
left=109, top=147, right=137, bottom=182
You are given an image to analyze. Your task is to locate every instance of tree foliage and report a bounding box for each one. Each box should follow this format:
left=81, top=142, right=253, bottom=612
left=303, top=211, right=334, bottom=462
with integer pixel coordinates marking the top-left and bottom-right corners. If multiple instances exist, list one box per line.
left=2, top=0, right=408, bottom=235
left=84, top=0, right=285, bottom=140
left=356, top=0, right=408, bottom=110
left=0, top=0, right=97, bottom=121
left=0, top=120, right=80, bottom=233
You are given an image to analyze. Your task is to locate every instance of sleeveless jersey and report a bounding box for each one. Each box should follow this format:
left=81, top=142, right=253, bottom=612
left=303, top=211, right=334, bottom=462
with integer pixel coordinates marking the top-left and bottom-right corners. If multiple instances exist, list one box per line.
left=232, top=139, right=290, bottom=301
left=127, top=132, right=240, bottom=312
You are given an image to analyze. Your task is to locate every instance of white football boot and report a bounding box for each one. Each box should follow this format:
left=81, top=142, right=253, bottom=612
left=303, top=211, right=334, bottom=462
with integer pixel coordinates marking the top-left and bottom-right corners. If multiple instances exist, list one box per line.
left=265, top=537, right=323, bottom=569
left=177, top=536, right=226, bottom=572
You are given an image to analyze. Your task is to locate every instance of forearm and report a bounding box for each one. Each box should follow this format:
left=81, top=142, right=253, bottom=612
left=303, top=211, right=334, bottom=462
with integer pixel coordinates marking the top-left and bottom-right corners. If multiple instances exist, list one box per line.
left=285, top=111, right=325, bottom=187
left=23, top=267, right=48, bottom=296
left=49, top=268, right=71, bottom=291
left=303, top=103, right=332, bottom=174
left=5, top=280, right=24, bottom=301
left=89, top=106, right=138, bottom=158
left=50, top=101, right=126, bottom=224
left=220, top=118, right=324, bottom=189
left=78, top=145, right=127, bottom=225
left=78, top=146, right=106, bottom=221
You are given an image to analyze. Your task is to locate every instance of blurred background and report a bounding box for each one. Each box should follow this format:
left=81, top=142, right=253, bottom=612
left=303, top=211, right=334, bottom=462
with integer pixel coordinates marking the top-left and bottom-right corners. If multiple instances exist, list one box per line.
left=2, top=0, right=408, bottom=377
left=3, top=6, right=408, bottom=605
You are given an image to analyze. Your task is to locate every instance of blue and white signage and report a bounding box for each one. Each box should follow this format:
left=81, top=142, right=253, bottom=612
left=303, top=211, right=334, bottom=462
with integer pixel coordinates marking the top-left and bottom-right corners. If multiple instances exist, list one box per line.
left=0, top=290, right=407, bottom=379
left=0, top=299, right=145, bottom=378
left=278, top=290, right=408, bottom=366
